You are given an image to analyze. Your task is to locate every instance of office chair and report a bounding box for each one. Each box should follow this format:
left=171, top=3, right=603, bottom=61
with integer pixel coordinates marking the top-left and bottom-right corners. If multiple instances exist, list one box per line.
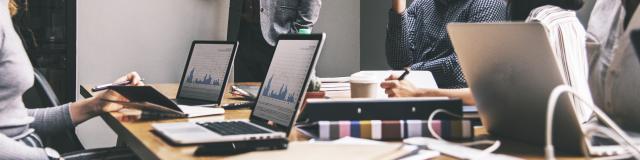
left=23, top=69, right=60, bottom=108
left=22, top=68, right=85, bottom=153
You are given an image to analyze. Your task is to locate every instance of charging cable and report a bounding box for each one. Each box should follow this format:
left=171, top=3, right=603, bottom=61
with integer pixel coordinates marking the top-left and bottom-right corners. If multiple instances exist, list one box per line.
left=545, top=85, right=640, bottom=160
left=426, top=109, right=502, bottom=158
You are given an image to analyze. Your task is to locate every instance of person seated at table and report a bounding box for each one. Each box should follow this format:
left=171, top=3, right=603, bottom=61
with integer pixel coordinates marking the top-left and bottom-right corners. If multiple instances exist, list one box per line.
left=382, top=0, right=586, bottom=106
left=0, top=0, right=144, bottom=159
left=385, top=0, right=508, bottom=89
left=587, top=0, right=640, bottom=132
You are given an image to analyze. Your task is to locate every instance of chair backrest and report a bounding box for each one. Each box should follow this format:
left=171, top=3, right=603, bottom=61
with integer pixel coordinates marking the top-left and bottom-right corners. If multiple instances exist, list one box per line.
left=22, top=68, right=60, bottom=108
left=22, top=68, right=85, bottom=153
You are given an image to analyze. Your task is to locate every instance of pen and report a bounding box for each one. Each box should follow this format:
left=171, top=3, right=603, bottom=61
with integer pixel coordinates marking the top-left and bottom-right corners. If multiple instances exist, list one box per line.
left=232, top=86, right=257, bottom=101
left=398, top=67, right=411, bottom=80
left=91, top=78, right=145, bottom=92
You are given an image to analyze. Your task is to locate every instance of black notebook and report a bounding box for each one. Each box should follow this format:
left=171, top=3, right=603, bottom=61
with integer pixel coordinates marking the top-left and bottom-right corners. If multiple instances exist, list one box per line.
left=107, top=86, right=224, bottom=118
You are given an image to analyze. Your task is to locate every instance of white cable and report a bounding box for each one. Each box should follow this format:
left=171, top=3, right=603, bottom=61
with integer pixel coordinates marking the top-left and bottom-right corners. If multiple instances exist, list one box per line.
left=545, top=85, right=640, bottom=160
left=460, top=140, right=499, bottom=146
left=427, top=109, right=462, bottom=141
left=426, top=109, right=501, bottom=156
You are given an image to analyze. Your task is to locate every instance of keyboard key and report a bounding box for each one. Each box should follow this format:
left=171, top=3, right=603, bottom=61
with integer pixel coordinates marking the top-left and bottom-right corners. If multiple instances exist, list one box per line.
left=197, top=121, right=271, bottom=135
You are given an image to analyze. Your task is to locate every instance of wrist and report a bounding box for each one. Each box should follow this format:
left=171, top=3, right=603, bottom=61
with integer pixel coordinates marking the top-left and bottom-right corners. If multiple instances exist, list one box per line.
left=416, top=88, right=438, bottom=97
left=69, top=97, right=105, bottom=125
left=80, top=97, right=103, bottom=116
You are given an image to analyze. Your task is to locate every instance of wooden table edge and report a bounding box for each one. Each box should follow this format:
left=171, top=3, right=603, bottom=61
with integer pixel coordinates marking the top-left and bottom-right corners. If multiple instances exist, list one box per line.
left=101, top=113, right=161, bottom=160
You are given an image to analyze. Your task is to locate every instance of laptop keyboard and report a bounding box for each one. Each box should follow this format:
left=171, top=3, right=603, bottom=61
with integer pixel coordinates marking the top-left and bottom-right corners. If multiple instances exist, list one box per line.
left=197, top=121, right=271, bottom=136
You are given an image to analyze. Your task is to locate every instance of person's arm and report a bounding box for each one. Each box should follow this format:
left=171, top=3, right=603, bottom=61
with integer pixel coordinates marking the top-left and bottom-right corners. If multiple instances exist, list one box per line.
left=407, top=0, right=508, bottom=88
left=0, top=134, right=48, bottom=159
left=467, top=0, right=508, bottom=23
left=292, top=0, right=322, bottom=32
left=67, top=72, right=144, bottom=126
left=417, top=88, right=475, bottom=106
left=386, top=0, right=415, bottom=69
left=409, top=52, right=467, bottom=88
left=28, top=104, right=74, bottom=136
left=380, top=74, right=476, bottom=105
left=392, top=0, right=407, bottom=14
left=29, top=72, right=143, bottom=135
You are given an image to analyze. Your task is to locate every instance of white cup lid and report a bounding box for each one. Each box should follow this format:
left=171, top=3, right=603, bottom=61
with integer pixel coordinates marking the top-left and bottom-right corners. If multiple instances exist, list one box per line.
left=350, top=72, right=382, bottom=83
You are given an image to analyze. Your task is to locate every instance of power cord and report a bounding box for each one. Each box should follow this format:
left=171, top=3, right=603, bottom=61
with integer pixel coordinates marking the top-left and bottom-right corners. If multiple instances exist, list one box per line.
left=545, top=85, right=640, bottom=160
left=426, top=109, right=502, bottom=158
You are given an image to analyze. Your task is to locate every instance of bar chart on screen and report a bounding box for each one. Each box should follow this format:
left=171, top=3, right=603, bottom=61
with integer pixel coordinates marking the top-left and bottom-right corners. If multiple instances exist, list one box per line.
left=180, top=44, right=234, bottom=100
left=254, top=40, right=319, bottom=126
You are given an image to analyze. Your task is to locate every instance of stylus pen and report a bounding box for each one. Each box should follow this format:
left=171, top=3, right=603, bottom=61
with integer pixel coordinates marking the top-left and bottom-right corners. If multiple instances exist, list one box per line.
left=91, top=78, right=145, bottom=92
left=398, top=67, right=411, bottom=80
left=232, top=86, right=257, bottom=101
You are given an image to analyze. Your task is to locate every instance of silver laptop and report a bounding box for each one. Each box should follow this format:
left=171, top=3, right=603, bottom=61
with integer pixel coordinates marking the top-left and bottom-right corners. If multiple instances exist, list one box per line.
left=153, top=34, right=326, bottom=144
left=173, top=41, right=238, bottom=106
left=448, top=23, right=629, bottom=155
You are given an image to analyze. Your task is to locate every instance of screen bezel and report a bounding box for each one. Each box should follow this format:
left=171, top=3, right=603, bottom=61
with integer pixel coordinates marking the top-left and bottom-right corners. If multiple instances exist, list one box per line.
left=176, top=41, right=239, bottom=104
left=249, top=33, right=326, bottom=135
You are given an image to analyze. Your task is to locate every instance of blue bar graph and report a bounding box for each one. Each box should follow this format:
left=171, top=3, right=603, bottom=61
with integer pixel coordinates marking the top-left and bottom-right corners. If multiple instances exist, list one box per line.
left=262, top=75, right=297, bottom=103
left=185, top=68, right=221, bottom=86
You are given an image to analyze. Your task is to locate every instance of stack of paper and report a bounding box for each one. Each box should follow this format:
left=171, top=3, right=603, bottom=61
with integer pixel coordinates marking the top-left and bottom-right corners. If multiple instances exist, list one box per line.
left=527, top=5, right=594, bottom=123
left=329, top=137, right=441, bottom=160
left=319, top=71, right=439, bottom=98
left=225, top=140, right=416, bottom=160
left=319, top=77, right=350, bottom=92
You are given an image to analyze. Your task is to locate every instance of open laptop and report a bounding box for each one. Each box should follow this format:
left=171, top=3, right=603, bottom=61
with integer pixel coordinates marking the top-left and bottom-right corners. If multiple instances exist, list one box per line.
left=173, top=41, right=238, bottom=106
left=152, top=33, right=326, bottom=144
left=448, top=23, right=608, bottom=155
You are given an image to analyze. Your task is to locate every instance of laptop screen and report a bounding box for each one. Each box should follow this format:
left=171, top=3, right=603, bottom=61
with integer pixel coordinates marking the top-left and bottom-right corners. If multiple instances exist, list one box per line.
left=178, top=42, right=236, bottom=102
left=252, top=39, right=321, bottom=127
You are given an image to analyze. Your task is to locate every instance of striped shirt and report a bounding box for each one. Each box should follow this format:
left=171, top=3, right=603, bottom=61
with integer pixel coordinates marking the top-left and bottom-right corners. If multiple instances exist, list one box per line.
left=526, top=5, right=593, bottom=122
left=386, top=0, right=507, bottom=88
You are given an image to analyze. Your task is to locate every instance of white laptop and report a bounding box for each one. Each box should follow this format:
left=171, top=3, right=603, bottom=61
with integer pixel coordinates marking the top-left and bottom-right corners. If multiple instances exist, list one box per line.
left=152, top=34, right=326, bottom=144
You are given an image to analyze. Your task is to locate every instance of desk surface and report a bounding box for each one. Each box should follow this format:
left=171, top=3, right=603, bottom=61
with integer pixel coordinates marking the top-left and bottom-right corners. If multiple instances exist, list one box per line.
left=81, top=83, right=583, bottom=160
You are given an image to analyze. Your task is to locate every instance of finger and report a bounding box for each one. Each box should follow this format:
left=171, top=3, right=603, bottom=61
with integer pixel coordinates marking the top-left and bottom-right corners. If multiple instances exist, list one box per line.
left=380, top=81, right=399, bottom=89
left=388, top=93, right=397, bottom=97
left=384, top=89, right=391, bottom=95
left=105, top=90, right=128, bottom=102
left=127, top=72, right=143, bottom=86
left=386, top=74, right=401, bottom=81
left=391, top=88, right=405, bottom=97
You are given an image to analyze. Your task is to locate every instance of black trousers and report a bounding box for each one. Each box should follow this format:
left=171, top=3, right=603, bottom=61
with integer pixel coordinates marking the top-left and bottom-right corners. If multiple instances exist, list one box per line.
left=234, top=20, right=276, bottom=82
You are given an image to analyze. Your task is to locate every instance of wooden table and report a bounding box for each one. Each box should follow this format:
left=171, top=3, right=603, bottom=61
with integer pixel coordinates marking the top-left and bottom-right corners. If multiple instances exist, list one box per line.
left=81, top=83, right=583, bottom=160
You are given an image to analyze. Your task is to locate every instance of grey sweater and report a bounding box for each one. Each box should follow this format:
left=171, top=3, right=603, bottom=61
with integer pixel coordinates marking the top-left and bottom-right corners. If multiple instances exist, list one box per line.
left=0, top=0, right=74, bottom=159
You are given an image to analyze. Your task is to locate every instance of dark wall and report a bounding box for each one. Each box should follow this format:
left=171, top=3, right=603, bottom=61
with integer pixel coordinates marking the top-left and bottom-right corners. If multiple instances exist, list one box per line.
left=360, top=0, right=393, bottom=70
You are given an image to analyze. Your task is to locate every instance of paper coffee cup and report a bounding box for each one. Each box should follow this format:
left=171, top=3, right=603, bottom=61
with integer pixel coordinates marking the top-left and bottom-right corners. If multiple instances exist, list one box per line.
left=350, top=72, right=381, bottom=98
